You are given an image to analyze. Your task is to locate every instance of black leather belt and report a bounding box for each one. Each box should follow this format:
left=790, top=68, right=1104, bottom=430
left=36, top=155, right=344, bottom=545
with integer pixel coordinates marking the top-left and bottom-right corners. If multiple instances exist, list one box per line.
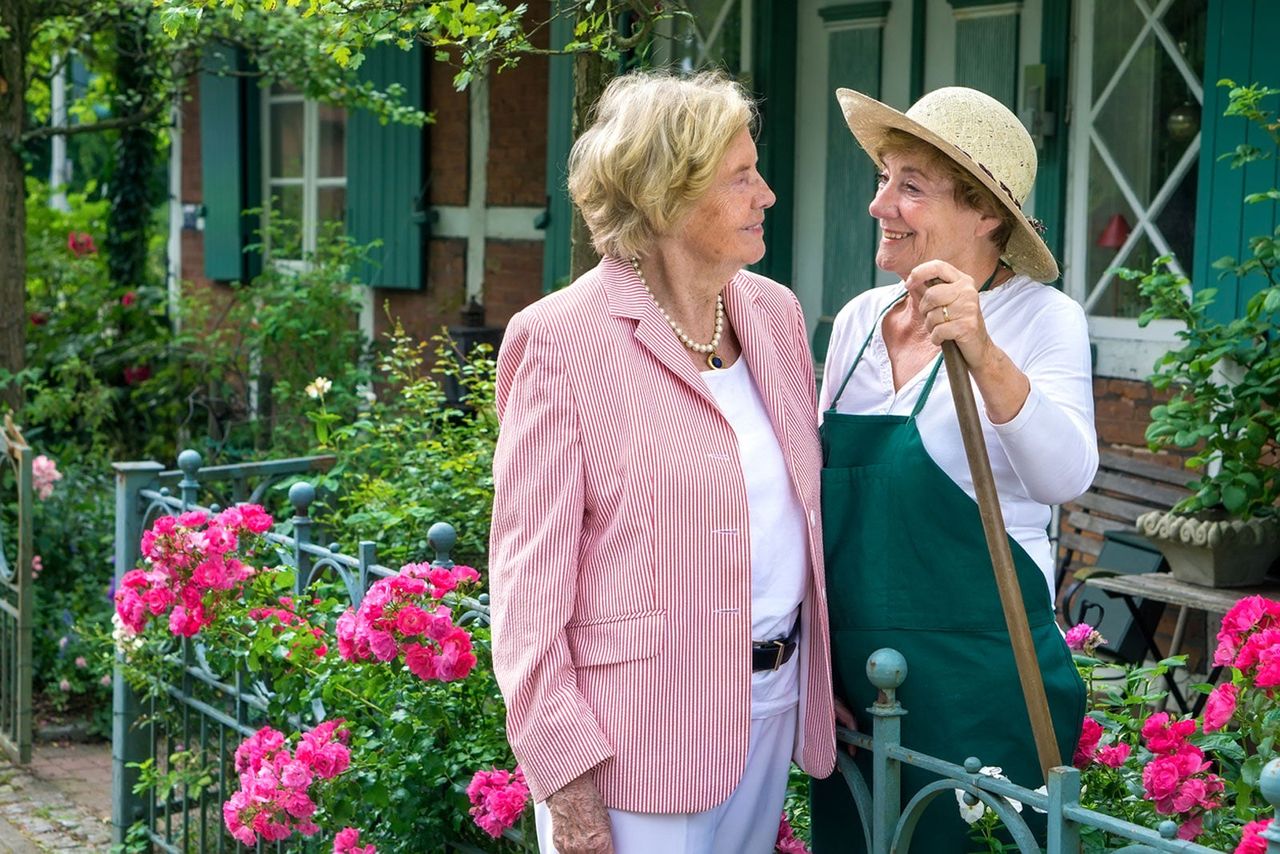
left=751, top=620, right=799, bottom=673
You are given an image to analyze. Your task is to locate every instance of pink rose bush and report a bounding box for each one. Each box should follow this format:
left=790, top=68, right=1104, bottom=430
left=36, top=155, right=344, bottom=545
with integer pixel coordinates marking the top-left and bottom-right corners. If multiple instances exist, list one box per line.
left=465, top=767, right=529, bottom=838
left=1068, top=596, right=1280, bottom=850
left=222, top=721, right=351, bottom=846
left=335, top=563, right=480, bottom=682
left=113, top=506, right=272, bottom=638
left=116, top=501, right=520, bottom=851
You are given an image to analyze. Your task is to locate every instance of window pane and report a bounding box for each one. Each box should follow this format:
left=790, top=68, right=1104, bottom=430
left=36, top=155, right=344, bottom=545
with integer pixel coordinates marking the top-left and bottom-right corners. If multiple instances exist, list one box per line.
left=1093, top=232, right=1156, bottom=318
left=1091, top=0, right=1145, bottom=103
left=270, top=102, right=305, bottom=179
left=317, top=105, right=347, bottom=179
left=269, top=187, right=304, bottom=260
left=317, top=187, right=346, bottom=234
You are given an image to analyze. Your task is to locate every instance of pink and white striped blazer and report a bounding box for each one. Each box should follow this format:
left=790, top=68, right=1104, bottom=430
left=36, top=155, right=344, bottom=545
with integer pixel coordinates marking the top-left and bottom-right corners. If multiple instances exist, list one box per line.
left=489, top=256, right=836, bottom=813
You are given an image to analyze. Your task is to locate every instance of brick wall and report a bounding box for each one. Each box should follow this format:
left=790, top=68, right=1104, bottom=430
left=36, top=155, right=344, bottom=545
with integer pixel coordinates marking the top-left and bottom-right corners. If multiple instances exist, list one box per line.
left=1059, top=375, right=1213, bottom=670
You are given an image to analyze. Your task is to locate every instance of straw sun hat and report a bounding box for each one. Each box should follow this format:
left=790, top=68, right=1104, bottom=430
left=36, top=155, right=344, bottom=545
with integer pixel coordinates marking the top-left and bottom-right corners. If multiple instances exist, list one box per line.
left=835, top=86, right=1060, bottom=283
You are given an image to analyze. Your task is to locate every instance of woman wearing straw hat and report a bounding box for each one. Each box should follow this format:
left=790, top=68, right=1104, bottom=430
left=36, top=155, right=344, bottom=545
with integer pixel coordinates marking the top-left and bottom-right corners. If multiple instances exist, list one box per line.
left=810, top=87, right=1097, bottom=850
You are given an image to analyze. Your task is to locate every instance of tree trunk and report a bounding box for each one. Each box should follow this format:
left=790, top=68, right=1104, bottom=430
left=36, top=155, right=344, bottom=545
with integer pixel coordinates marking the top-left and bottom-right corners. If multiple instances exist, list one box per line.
left=105, top=6, right=158, bottom=294
left=568, top=45, right=612, bottom=280
left=0, top=0, right=28, bottom=413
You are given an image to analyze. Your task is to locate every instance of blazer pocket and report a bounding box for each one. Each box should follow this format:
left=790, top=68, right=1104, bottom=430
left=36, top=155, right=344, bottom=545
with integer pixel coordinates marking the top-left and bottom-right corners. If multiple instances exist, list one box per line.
left=565, top=609, right=666, bottom=668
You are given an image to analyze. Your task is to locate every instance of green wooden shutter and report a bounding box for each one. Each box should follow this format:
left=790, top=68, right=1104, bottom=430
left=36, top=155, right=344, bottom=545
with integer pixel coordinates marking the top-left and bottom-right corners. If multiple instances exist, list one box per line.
left=200, top=45, right=256, bottom=282
left=1194, top=0, right=1280, bottom=323
left=951, top=0, right=1020, bottom=110
left=346, top=46, right=425, bottom=290
left=542, top=7, right=573, bottom=293
left=1033, top=0, right=1072, bottom=265
left=751, top=0, right=799, bottom=289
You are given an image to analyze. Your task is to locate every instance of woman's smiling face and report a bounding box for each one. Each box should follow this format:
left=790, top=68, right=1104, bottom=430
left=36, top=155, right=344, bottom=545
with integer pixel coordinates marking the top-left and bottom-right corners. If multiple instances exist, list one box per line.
left=867, top=151, right=995, bottom=280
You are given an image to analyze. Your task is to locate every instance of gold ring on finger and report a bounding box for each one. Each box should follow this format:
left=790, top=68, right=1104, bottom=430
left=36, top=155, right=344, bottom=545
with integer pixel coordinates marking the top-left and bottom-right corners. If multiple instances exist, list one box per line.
left=941, top=305, right=951, bottom=322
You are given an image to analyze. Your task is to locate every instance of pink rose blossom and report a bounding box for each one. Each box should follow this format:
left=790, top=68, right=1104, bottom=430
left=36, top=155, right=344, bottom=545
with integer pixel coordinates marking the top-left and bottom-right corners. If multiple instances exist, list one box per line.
left=1141, top=713, right=1197, bottom=755
left=775, top=813, right=810, bottom=854
left=74, top=656, right=87, bottom=669
left=1073, top=716, right=1104, bottom=769
left=1202, top=683, right=1238, bottom=732
left=32, top=455, right=62, bottom=500
left=1095, top=742, right=1131, bottom=768
left=333, top=826, right=376, bottom=854
left=1236, top=820, right=1274, bottom=854
left=467, top=767, right=529, bottom=838
left=58, top=679, right=70, bottom=692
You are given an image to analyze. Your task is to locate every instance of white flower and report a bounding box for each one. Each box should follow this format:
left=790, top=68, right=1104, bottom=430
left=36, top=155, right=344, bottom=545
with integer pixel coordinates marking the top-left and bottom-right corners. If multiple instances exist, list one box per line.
left=112, top=612, right=142, bottom=657
left=956, top=765, right=1024, bottom=824
left=305, top=376, right=333, bottom=399
left=360, top=388, right=377, bottom=405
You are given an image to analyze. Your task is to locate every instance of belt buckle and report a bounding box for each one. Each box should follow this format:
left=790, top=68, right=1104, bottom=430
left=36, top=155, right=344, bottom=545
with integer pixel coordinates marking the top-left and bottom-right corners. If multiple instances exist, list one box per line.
left=771, top=640, right=787, bottom=671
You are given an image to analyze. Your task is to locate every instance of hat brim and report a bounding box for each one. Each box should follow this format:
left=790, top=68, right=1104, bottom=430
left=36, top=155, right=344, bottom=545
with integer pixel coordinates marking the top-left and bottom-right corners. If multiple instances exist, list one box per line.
left=834, top=88, right=1060, bottom=283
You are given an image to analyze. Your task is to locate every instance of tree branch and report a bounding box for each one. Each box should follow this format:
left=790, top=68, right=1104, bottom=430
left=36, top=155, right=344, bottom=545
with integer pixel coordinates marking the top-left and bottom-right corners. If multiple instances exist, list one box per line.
left=20, top=102, right=169, bottom=141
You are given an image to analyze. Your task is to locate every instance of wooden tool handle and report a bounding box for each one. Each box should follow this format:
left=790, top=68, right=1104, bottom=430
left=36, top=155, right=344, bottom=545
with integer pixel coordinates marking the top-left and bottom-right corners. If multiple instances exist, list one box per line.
left=940, top=339, right=1062, bottom=777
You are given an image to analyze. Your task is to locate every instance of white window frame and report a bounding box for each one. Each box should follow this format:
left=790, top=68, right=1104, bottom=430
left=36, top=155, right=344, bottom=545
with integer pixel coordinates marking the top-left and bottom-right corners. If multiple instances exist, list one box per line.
left=260, top=90, right=347, bottom=267
left=1064, top=0, right=1203, bottom=379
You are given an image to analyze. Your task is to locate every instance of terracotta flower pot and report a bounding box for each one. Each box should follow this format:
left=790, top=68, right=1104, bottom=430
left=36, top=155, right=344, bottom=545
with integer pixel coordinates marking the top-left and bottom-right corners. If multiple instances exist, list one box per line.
left=1136, top=510, right=1280, bottom=588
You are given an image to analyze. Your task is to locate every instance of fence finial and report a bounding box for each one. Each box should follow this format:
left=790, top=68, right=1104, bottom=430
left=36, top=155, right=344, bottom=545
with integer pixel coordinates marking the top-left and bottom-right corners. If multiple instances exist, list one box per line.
left=289, top=482, right=316, bottom=517
left=177, top=450, right=203, bottom=508
left=866, top=648, right=907, bottom=709
left=428, top=522, right=456, bottom=568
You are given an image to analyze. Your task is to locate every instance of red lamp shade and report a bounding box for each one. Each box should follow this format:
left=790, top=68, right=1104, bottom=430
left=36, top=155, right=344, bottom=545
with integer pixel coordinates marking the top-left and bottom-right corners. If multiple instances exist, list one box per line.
left=1097, top=213, right=1131, bottom=249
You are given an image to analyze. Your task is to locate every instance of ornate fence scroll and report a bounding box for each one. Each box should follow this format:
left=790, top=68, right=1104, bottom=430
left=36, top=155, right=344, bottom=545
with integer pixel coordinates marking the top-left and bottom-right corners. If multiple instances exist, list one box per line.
left=111, top=449, right=479, bottom=851
left=839, top=648, right=1280, bottom=853
left=0, top=417, right=33, bottom=765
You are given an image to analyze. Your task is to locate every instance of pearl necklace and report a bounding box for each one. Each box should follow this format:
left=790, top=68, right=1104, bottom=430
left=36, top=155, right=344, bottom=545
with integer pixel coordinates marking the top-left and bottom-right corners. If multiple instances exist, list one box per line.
left=629, top=257, right=726, bottom=370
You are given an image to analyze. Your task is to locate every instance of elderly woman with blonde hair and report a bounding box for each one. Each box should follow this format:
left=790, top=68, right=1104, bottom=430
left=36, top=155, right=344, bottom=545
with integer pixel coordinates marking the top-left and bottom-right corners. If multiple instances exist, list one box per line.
left=489, top=70, right=836, bottom=854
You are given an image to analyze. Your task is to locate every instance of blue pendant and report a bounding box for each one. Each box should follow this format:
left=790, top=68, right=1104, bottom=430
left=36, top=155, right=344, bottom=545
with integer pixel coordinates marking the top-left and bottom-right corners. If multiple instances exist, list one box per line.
left=707, top=353, right=725, bottom=370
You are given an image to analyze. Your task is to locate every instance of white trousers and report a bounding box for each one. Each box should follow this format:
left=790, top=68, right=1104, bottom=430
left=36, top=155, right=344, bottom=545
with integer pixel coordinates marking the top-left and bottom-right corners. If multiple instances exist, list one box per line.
left=534, top=704, right=797, bottom=854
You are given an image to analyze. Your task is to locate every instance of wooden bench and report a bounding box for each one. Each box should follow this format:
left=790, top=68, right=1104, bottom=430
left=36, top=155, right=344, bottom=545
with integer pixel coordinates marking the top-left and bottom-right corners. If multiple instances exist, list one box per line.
left=1055, top=449, right=1193, bottom=660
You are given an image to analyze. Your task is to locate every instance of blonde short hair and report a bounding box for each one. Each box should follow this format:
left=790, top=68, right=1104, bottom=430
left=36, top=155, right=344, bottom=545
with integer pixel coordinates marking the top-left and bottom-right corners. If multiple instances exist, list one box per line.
left=568, top=69, right=756, bottom=259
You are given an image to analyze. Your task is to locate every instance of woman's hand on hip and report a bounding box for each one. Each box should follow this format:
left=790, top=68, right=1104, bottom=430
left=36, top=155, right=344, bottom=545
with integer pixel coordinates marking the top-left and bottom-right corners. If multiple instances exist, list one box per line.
left=546, top=772, right=615, bottom=854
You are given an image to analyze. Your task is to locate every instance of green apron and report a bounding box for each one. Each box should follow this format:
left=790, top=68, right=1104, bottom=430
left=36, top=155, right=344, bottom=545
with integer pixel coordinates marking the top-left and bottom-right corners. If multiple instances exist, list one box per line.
left=810, top=292, right=1085, bottom=852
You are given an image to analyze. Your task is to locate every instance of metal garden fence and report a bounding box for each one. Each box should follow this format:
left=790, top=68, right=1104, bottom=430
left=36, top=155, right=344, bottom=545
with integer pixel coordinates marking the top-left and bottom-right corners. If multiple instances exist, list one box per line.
left=0, top=417, right=33, bottom=765
left=839, top=647, right=1280, bottom=853
left=111, top=449, right=486, bottom=851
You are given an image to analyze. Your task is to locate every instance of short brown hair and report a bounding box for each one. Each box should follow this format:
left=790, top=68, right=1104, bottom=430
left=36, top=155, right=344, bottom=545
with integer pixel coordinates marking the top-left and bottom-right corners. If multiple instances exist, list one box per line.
left=876, top=128, right=1015, bottom=252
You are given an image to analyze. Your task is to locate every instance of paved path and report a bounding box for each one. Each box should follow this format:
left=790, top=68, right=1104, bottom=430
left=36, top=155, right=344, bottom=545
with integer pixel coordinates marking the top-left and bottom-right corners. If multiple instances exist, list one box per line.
left=0, top=742, right=112, bottom=852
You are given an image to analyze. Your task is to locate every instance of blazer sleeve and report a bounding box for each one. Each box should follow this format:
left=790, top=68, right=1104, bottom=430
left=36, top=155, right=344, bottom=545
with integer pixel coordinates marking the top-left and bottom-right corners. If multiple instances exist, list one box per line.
left=489, top=309, right=614, bottom=803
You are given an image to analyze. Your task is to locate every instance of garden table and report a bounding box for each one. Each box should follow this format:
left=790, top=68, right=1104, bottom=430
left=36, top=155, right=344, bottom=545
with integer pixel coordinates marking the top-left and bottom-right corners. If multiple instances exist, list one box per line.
left=1083, top=571, right=1280, bottom=714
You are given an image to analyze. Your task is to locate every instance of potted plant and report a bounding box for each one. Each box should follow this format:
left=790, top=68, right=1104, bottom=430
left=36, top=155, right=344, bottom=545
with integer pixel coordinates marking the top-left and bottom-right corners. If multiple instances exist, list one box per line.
left=1116, top=80, right=1280, bottom=588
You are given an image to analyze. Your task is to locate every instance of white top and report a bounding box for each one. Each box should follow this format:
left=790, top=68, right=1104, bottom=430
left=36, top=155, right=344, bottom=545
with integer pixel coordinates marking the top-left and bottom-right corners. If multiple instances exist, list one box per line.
left=703, top=357, right=806, bottom=718
left=818, top=275, right=1099, bottom=600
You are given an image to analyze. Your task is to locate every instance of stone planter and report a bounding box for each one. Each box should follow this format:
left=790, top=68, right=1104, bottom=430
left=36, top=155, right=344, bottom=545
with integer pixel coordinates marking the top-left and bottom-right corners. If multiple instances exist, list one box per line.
left=1136, top=510, right=1280, bottom=588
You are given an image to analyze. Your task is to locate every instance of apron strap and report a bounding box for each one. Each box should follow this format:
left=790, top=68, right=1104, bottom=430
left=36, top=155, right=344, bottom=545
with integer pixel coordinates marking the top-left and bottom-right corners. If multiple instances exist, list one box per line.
left=830, top=264, right=1007, bottom=416
left=827, top=290, right=905, bottom=411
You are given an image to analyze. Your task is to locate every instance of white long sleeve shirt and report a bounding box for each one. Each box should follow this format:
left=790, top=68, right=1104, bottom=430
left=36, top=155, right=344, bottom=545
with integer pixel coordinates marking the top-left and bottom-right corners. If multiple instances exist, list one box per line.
left=818, top=275, right=1099, bottom=599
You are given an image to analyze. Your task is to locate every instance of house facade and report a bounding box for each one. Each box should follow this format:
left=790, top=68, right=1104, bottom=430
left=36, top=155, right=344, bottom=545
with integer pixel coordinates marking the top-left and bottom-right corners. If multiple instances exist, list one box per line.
left=175, top=0, right=1279, bottom=455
